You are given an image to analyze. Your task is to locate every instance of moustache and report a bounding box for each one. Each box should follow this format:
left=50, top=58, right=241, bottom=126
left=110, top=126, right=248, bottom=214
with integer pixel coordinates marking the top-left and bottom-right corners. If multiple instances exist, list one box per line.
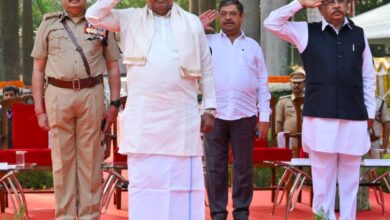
left=332, top=9, right=344, bottom=15
left=223, top=21, right=235, bottom=25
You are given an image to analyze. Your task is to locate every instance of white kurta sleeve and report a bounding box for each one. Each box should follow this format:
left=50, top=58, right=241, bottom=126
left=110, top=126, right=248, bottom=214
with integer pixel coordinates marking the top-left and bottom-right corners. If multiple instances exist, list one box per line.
left=255, top=46, right=271, bottom=122
left=263, top=0, right=309, bottom=53
left=86, top=0, right=134, bottom=32
left=362, top=35, right=377, bottom=119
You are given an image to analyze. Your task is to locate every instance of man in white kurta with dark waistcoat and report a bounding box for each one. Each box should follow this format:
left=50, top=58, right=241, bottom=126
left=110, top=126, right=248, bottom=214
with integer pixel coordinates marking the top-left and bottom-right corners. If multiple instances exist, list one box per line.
left=264, top=0, right=376, bottom=219
left=86, top=0, right=216, bottom=219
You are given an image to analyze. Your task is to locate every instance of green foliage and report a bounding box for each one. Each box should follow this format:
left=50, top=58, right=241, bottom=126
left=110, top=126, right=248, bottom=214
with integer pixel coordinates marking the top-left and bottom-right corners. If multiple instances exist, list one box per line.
left=271, top=91, right=291, bottom=99
left=377, top=153, right=390, bottom=193
left=1, top=204, right=25, bottom=220
left=17, top=171, right=53, bottom=189
left=253, top=167, right=272, bottom=187
left=14, top=205, right=25, bottom=220
left=355, top=0, right=390, bottom=14
left=252, top=167, right=285, bottom=187
left=32, top=0, right=62, bottom=29
left=314, top=207, right=330, bottom=220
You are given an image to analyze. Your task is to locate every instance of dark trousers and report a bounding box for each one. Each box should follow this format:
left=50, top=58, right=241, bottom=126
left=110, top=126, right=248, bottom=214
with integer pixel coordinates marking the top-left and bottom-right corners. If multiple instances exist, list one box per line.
left=205, top=116, right=257, bottom=220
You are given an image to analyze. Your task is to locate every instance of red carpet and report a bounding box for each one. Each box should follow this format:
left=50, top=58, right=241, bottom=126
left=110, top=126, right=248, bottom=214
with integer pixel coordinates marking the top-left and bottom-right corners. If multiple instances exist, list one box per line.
left=0, top=188, right=388, bottom=219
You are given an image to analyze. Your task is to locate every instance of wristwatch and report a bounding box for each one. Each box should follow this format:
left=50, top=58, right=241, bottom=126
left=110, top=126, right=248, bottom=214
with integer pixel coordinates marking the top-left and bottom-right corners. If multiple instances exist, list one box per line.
left=110, top=99, right=121, bottom=109
left=204, top=108, right=216, bottom=117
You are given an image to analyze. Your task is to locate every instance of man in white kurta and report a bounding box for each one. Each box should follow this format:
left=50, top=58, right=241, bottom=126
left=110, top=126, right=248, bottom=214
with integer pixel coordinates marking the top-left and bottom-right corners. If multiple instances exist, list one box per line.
left=264, top=0, right=376, bottom=219
left=86, top=1, right=216, bottom=219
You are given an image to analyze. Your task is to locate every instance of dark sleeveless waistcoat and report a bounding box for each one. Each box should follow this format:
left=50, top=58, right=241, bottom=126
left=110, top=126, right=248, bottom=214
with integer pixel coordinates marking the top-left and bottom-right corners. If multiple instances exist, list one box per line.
left=300, top=21, right=368, bottom=120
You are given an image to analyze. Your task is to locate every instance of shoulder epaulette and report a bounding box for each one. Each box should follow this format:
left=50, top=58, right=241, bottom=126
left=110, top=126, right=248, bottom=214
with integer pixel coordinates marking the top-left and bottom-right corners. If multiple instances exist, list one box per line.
left=43, top=12, right=62, bottom=21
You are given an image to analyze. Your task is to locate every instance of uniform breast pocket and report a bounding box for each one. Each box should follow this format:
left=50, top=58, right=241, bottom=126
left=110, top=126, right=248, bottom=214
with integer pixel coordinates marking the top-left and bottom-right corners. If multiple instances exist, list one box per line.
left=48, top=30, right=68, bottom=55
left=285, top=106, right=296, bottom=118
left=84, top=35, right=103, bottom=56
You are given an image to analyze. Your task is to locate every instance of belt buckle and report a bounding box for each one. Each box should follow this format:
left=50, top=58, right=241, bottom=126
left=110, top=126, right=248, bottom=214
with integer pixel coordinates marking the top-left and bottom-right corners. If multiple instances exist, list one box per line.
left=72, top=79, right=80, bottom=91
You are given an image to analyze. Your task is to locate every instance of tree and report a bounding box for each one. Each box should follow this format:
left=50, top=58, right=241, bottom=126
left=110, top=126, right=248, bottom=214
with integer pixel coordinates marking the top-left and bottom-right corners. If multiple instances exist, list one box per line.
left=22, top=0, right=33, bottom=85
left=189, top=0, right=199, bottom=15
left=355, top=0, right=390, bottom=14
left=260, top=0, right=289, bottom=75
left=241, top=0, right=260, bottom=41
left=199, top=0, right=215, bottom=14
left=0, top=0, right=20, bottom=81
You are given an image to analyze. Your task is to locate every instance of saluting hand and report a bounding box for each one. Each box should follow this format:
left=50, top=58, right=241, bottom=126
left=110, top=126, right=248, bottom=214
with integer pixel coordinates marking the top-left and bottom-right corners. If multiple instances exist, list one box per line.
left=199, top=9, right=219, bottom=33
left=299, top=0, right=324, bottom=8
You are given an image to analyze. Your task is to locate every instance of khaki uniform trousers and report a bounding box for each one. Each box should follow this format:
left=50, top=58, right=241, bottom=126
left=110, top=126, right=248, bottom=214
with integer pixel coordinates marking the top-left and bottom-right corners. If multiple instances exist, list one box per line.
left=45, top=84, right=105, bottom=220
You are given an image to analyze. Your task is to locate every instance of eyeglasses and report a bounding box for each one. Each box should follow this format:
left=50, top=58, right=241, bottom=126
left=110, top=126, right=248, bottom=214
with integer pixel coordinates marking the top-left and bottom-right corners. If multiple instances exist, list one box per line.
left=322, top=0, right=348, bottom=6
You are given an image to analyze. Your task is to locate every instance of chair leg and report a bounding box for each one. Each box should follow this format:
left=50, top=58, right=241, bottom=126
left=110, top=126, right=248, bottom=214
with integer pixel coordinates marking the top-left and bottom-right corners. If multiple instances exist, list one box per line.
left=285, top=172, right=302, bottom=220
left=0, top=187, right=5, bottom=213
left=297, top=166, right=302, bottom=203
left=0, top=171, right=29, bottom=218
left=272, top=168, right=294, bottom=215
left=101, top=169, right=127, bottom=212
left=115, top=187, right=122, bottom=210
left=271, top=167, right=276, bottom=202
left=310, top=186, right=313, bottom=207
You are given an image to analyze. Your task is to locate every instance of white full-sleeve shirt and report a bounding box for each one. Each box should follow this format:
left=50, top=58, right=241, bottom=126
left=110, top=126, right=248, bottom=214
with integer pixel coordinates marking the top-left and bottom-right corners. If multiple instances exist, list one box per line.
left=207, top=32, right=271, bottom=122
left=86, top=1, right=216, bottom=156
left=264, top=0, right=376, bottom=155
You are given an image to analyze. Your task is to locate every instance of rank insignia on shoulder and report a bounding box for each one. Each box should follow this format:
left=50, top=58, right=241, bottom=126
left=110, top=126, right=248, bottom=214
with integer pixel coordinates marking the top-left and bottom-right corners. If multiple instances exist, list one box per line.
left=44, top=11, right=62, bottom=21
left=85, top=22, right=106, bottom=40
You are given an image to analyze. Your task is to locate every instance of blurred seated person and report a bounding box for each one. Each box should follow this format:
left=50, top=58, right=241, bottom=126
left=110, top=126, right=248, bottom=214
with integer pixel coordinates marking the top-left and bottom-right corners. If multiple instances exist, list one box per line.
left=369, top=96, right=390, bottom=157
left=275, top=68, right=305, bottom=149
left=0, top=86, right=20, bottom=148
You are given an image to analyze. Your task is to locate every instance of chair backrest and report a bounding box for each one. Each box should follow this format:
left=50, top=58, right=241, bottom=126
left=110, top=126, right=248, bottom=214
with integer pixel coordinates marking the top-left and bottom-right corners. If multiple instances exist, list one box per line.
left=1, top=95, right=35, bottom=149
left=12, top=102, right=48, bottom=149
left=285, top=96, right=307, bottom=158
left=270, top=96, right=278, bottom=147
left=112, top=96, right=127, bottom=163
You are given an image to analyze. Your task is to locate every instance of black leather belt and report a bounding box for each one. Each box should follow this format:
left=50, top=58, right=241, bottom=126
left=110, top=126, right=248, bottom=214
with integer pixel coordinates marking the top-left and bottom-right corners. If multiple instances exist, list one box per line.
left=47, top=75, right=103, bottom=90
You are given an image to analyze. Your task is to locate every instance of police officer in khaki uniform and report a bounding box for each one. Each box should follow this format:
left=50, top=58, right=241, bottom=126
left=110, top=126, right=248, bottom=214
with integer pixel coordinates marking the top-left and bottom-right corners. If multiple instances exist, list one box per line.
left=31, top=0, right=121, bottom=219
left=370, top=96, right=390, bottom=153
left=275, top=69, right=305, bottom=150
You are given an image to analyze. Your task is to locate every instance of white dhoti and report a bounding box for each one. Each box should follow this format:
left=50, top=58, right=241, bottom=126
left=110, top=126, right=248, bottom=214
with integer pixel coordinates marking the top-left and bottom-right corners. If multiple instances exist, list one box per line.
left=127, top=154, right=205, bottom=220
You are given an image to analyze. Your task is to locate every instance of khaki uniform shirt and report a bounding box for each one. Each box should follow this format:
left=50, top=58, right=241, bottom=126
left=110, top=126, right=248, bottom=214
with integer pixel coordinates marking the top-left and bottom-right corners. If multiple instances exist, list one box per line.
left=31, top=12, right=120, bottom=80
left=276, top=95, right=299, bottom=134
left=276, top=94, right=302, bottom=148
left=371, top=97, right=390, bottom=148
